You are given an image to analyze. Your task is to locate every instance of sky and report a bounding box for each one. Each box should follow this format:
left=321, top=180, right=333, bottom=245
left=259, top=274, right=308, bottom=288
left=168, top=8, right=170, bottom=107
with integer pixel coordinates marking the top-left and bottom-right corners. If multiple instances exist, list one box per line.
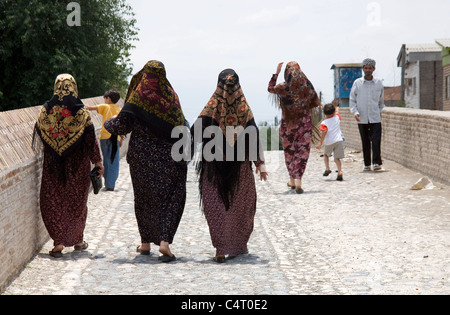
left=126, top=0, right=450, bottom=124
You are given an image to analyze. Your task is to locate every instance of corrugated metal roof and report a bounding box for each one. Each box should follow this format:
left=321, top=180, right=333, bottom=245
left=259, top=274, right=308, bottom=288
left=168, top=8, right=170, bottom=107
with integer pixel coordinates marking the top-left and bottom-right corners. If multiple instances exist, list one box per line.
left=404, top=43, right=442, bottom=53
left=436, top=39, right=450, bottom=48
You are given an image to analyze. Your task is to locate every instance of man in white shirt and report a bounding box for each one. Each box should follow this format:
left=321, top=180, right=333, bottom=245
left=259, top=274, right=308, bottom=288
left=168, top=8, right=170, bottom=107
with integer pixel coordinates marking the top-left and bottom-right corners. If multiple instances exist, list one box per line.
left=350, top=58, right=385, bottom=171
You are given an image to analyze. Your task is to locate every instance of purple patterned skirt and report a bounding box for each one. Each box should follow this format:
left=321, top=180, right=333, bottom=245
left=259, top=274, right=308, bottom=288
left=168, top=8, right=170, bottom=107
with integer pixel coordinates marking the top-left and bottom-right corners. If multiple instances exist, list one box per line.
left=201, top=162, right=257, bottom=256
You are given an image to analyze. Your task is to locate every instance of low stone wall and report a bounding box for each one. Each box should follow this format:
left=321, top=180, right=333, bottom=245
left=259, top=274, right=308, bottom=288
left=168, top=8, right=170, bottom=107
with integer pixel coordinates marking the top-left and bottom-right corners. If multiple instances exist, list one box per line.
left=339, top=107, right=450, bottom=185
left=0, top=97, right=125, bottom=292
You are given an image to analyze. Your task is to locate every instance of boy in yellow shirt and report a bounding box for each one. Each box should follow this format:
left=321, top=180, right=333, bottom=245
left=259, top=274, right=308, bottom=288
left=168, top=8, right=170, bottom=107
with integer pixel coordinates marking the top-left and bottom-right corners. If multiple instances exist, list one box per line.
left=87, top=89, right=122, bottom=191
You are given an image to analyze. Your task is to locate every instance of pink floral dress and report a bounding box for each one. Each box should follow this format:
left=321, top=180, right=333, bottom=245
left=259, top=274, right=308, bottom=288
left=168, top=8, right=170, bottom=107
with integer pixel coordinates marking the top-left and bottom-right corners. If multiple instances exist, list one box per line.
left=268, top=62, right=321, bottom=180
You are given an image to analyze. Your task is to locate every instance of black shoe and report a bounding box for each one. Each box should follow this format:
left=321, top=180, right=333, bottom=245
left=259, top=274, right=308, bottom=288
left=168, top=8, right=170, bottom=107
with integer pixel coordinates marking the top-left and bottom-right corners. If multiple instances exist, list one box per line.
left=136, top=246, right=150, bottom=256
left=213, top=255, right=226, bottom=263
left=74, top=241, right=88, bottom=251
left=49, top=250, right=63, bottom=258
left=337, top=174, right=343, bottom=181
left=159, top=254, right=177, bottom=263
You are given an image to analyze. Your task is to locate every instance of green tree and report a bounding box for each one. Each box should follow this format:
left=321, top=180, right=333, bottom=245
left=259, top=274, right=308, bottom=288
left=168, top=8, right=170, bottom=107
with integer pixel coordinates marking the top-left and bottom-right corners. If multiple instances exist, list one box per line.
left=0, top=0, right=138, bottom=111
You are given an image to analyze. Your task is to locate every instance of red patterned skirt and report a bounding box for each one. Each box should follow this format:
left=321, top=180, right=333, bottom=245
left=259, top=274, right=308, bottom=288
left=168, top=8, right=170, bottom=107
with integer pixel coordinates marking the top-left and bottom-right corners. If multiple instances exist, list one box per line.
left=280, top=115, right=312, bottom=180
left=39, top=130, right=102, bottom=247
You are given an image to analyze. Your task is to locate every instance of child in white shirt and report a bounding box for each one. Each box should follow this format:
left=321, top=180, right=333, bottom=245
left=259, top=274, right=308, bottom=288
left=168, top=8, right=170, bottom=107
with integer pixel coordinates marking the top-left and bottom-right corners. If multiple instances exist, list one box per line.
left=316, top=103, right=345, bottom=181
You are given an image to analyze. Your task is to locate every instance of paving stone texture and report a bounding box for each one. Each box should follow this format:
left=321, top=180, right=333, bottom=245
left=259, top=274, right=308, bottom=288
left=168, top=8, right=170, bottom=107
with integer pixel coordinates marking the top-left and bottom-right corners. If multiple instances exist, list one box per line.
left=3, top=149, right=450, bottom=295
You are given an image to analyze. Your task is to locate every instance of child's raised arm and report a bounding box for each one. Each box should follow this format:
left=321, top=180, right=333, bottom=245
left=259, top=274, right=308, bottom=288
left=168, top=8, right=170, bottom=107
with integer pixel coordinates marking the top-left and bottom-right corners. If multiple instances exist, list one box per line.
left=85, top=105, right=98, bottom=111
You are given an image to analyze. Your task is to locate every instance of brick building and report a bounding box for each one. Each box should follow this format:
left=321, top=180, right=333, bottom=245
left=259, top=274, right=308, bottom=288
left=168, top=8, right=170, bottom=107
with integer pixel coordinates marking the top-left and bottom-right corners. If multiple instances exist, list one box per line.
left=384, top=86, right=401, bottom=107
left=397, top=43, right=443, bottom=110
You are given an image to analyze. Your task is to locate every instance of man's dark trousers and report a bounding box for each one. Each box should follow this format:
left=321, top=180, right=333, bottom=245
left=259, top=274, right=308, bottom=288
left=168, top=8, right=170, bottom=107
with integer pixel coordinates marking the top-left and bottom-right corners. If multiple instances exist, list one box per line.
left=358, top=123, right=382, bottom=167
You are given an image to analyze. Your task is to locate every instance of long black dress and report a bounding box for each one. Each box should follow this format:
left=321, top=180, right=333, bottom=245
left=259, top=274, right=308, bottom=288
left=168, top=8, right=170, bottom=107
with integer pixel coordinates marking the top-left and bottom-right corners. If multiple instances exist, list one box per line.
left=104, top=112, right=187, bottom=245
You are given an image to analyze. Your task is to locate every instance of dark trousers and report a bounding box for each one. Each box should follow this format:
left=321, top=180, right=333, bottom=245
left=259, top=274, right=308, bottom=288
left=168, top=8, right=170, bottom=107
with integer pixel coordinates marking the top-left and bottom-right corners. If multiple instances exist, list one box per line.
left=358, top=123, right=382, bottom=167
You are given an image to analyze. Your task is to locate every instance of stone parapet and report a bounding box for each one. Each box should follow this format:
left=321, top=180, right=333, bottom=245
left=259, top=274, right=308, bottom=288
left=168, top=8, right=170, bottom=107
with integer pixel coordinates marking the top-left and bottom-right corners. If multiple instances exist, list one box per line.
left=339, top=107, right=450, bottom=185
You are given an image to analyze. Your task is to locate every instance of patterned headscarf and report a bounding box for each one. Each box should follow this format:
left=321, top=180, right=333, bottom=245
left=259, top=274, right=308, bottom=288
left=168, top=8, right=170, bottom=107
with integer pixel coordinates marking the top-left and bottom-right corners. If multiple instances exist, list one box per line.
left=194, top=69, right=262, bottom=211
left=53, top=73, right=79, bottom=101
left=122, top=60, right=187, bottom=142
left=35, top=74, right=93, bottom=158
left=271, top=61, right=321, bottom=124
left=198, top=69, right=255, bottom=147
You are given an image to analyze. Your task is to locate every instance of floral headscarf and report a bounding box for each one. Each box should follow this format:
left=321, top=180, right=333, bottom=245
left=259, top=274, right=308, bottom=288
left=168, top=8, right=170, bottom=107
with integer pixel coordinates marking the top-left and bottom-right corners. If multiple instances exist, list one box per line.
left=122, top=60, right=188, bottom=142
left=271, top=61, right=321, bottom=123
left=35, top=74, right=93, bottom=158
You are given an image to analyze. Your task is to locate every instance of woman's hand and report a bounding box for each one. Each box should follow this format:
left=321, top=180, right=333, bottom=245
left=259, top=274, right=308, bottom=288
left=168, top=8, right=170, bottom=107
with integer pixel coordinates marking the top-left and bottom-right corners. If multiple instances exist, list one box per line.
left=95, top=162, right=104, bottom=177
left=256, top=165, right=268, bottom=182
left=276, top=62, right=284, bottom=75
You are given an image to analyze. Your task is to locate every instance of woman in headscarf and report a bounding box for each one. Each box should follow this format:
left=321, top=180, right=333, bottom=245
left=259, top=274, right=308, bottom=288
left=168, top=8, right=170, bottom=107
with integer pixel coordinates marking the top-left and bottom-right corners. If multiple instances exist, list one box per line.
left=34, top=74, right=104, bottom=258
left=192, top=69, right=268, bottom=263
left=104, top=61, right=188, bottom=262
left=268, top=62, right=321, bottom=194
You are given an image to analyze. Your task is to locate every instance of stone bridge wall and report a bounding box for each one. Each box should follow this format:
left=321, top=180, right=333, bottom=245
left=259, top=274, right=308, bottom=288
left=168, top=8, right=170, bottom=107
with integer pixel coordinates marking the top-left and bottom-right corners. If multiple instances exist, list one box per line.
left=339, top=107, right=450, bottom=185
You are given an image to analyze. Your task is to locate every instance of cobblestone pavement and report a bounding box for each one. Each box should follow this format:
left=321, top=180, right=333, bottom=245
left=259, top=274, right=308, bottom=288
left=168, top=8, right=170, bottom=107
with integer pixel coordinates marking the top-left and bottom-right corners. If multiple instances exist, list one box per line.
left=3, top=149, right=450, bottom=295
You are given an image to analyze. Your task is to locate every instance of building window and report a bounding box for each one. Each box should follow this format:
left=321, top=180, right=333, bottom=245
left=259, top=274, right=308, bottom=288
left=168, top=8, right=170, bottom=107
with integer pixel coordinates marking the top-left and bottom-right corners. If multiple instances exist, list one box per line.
left=446, top=75, right=450, bottom=100
left=406, top=78, right=411, bottom=96
left=406, top=78, right=417, bottom=96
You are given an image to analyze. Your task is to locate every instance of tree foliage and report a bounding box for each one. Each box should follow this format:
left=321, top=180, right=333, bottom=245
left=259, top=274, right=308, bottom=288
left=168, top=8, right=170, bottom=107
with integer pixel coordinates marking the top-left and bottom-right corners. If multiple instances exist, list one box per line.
left=0, top=0, right=138, bottom=111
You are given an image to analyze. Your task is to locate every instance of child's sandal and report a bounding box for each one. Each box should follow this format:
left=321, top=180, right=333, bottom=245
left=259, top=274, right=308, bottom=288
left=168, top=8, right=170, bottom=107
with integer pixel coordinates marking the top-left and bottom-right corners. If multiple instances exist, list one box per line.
left=323, top=170, right=332, bottom=177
